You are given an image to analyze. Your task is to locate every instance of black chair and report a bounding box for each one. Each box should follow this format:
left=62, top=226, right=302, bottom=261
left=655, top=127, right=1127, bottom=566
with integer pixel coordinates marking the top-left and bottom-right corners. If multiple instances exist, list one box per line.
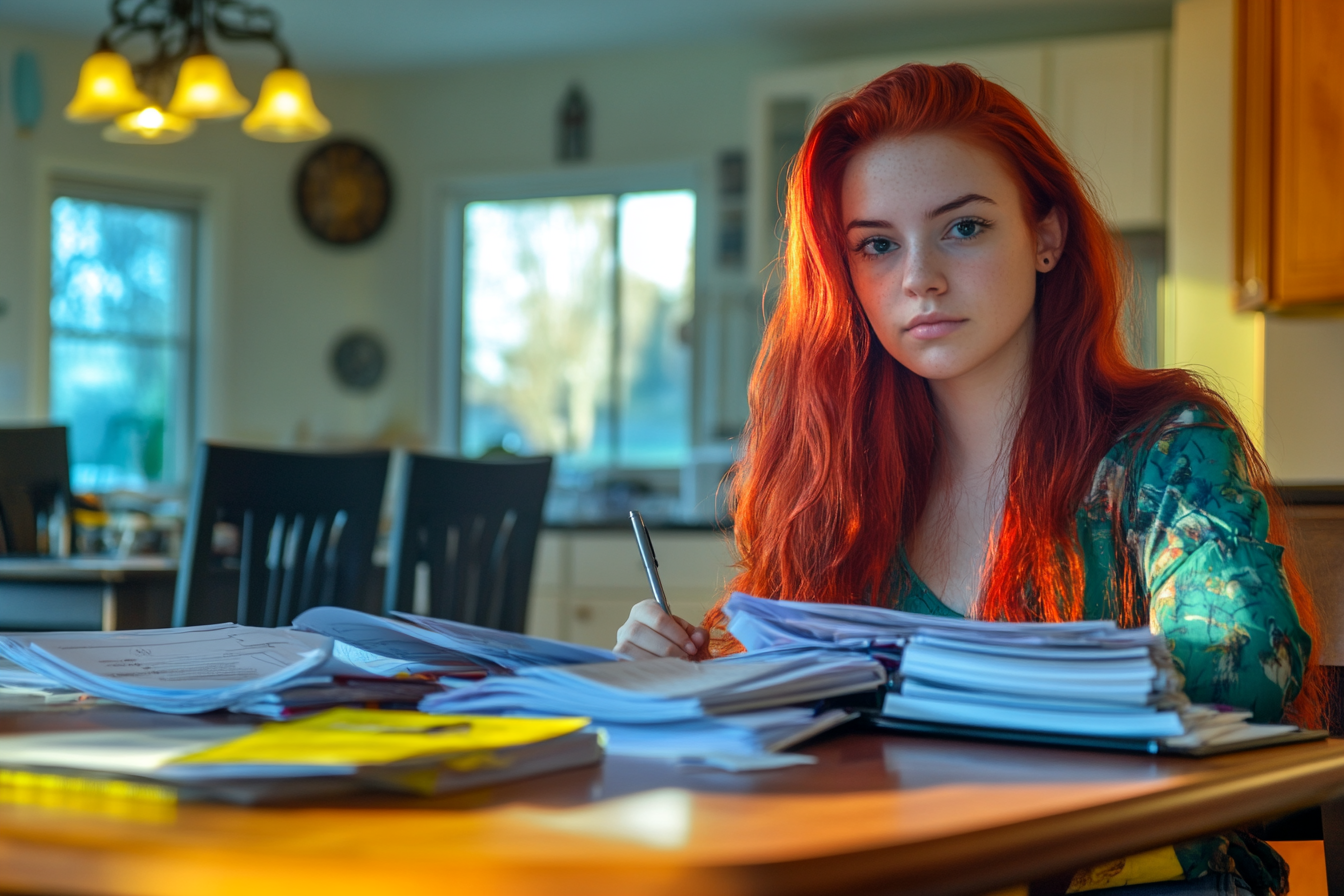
left=384, top=454, right=552, bottom=633
left=0, top=425, right=70, bottom=556
left=173, top=443, right=389, bottom=628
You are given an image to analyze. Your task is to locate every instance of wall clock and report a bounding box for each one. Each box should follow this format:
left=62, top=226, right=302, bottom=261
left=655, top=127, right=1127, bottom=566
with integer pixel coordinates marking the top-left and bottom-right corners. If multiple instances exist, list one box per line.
left=330, top=330, right=387, bottom=391
left=295, top=140, right=392, bottom=245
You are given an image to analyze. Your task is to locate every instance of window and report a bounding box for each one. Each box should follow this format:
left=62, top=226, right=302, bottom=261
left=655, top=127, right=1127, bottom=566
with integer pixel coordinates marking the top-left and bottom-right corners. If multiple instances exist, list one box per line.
left=460, top=189, right=696, bottom=472
left=49, top=193, right=196, bottom=493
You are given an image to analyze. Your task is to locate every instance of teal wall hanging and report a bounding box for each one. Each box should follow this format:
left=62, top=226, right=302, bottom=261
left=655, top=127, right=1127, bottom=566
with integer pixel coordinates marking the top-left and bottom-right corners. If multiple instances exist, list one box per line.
left=12, top=51, right=43, bottom=132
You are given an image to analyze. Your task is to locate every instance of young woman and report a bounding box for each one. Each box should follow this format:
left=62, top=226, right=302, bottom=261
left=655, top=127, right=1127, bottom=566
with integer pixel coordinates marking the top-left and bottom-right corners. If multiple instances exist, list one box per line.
left=614, top=63, right=1320, bottom=896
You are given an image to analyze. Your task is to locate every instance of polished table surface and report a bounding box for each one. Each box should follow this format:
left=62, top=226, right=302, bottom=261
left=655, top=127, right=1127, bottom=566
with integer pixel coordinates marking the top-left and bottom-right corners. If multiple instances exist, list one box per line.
left=0, top=706, right=1341, bottom=896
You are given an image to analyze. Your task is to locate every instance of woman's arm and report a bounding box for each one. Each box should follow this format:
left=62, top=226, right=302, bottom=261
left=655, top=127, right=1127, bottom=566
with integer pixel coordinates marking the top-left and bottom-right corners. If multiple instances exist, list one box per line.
left=1133, top=414, right=1311, bottom=724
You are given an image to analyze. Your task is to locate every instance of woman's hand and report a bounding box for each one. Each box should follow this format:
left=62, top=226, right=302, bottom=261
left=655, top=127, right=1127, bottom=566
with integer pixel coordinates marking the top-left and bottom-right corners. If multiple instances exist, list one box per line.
left=614, top=599, right=708, bottom=660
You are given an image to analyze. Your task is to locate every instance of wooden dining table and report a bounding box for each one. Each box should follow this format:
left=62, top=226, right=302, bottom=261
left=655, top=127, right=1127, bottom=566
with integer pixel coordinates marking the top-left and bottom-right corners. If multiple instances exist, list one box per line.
left=0, top=705, right=1341, bottom=896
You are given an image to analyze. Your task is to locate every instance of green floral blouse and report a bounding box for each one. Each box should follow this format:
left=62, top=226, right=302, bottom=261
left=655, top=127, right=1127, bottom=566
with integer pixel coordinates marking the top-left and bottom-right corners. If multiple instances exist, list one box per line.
left=889, top=403, right=1309, bottom=896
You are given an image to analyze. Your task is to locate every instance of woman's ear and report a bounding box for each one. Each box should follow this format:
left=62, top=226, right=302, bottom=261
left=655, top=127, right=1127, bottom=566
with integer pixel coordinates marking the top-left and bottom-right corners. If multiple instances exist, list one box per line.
left=1034, top=207, right=1067, bottom=273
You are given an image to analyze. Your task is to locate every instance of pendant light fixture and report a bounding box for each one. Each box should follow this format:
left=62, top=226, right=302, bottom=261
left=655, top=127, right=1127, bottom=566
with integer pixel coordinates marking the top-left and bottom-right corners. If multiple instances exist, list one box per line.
left=64, top=0, right=330, bottom=146
left=242, top=67, right=330, bottom=142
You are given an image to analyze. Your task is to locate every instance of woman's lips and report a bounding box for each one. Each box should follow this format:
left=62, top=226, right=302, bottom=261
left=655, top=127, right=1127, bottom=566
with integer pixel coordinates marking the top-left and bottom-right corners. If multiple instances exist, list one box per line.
left=905, top=318, right=966, bottom=339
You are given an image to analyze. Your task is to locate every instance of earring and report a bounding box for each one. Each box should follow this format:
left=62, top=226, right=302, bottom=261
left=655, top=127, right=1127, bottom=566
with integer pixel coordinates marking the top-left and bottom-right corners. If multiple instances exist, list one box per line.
left=1041, top=256, right=1052, bottom=266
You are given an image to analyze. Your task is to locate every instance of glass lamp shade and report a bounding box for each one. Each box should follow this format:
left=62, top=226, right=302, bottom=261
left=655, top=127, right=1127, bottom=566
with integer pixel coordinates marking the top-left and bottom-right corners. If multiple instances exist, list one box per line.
left=65, top=51, right=151, bottom=122
left=241, top=68, right=331, bottom=142
left=102, top=105, right=197, bottom=145
left=167, top=54, right=251, bottom=119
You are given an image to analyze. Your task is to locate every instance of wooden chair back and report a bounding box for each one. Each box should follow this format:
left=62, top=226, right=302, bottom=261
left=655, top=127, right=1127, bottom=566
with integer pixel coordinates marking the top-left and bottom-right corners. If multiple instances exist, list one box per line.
left=173, top=443, right=389, bottom=627
left=384, top=454, right=551, bottom=633
left=0, top=426, right=70, bottom=556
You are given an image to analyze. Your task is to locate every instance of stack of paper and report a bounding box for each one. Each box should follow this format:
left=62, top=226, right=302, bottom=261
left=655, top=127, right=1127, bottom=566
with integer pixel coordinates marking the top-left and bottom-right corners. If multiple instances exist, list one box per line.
left=0, top=624, right=335, bottom=714
left=723, top=593, right=1309, bottom=751
left=0, top=708, right=601, bottom=803
left=420, top=649, right=884, bottom=766
left=294, top=606, right=618, bottom=673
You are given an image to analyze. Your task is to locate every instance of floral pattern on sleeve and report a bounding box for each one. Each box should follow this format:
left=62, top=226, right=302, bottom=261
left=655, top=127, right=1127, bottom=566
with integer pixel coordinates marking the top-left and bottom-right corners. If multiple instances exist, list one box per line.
left=1126, top=406, right=1311, bottom=724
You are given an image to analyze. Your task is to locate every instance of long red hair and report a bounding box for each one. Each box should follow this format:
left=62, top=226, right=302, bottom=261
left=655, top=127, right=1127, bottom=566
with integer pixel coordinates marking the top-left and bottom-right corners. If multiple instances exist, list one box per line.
left=704, top=63, right=1324, bottom=727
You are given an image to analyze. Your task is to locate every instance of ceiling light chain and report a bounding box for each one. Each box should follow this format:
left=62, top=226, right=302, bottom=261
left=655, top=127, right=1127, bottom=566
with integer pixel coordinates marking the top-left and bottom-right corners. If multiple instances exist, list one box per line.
left=65, top=0, right=330, bottom=145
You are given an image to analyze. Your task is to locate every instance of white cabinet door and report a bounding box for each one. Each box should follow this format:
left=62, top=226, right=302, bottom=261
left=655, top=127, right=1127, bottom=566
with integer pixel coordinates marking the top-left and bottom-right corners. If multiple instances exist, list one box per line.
left=1048, top=32, right=1168, bottom=230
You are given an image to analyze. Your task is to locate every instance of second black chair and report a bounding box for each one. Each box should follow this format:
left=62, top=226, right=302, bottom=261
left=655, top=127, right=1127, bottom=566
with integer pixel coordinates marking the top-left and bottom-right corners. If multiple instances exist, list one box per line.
left=384, top=454, right=552, bottom=634
left=174, top=443, right=389, bottom=628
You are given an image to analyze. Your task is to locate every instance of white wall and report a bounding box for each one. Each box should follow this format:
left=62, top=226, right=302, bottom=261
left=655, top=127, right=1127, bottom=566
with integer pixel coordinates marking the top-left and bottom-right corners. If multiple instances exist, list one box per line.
left=1264, top=314, right=1344, bottom=483
left=1166, top=0, right=1263, bottom=446
left=361, top=39, right=797, bottom=449
left=0, top=27, right=411, bottom=451
left=0, top=28, right=800, bottom=461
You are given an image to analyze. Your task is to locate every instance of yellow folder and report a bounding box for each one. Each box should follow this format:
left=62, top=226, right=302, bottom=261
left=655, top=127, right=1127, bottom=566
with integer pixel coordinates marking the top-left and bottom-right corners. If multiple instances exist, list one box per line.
left=171, top=708, right=591, bottom=767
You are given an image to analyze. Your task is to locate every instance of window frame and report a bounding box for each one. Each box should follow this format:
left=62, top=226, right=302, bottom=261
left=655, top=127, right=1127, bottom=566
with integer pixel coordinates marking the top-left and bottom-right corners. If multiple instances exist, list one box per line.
left=437, top=163, right=704, bottom=465
left=46, top=178, right=202, bottom=495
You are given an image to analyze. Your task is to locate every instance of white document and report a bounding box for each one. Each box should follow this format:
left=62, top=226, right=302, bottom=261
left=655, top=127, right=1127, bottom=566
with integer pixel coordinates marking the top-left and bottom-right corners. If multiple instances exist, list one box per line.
left=0, top=625, right=333, bottom=714
left=420, top=650, right=885, bottom=722
left=0, top=727, right=253, bottom=775
left=594, top=708, right=852, bottom=764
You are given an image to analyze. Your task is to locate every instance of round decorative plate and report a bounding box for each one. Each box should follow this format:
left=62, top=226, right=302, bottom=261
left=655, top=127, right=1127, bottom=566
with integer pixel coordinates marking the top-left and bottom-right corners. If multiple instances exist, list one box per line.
left=295, top=140, right=392, bottom=245
left=330, top=330, right=387, bottom=391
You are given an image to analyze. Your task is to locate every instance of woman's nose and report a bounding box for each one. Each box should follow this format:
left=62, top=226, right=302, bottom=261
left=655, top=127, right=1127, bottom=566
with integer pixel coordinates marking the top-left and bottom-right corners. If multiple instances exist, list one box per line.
left=902, top=246, right=948, bottom=298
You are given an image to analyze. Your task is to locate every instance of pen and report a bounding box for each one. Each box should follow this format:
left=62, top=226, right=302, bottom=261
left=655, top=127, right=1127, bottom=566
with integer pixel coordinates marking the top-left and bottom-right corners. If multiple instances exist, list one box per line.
left=629, top=511, right=672, bottom=616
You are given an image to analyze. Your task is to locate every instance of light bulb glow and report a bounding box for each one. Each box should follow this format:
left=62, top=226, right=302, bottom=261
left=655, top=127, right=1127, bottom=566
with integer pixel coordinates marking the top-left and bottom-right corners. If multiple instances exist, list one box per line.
left=136, top=106, right=165, bottom=129
left=103, top=104, right=196, bottom=144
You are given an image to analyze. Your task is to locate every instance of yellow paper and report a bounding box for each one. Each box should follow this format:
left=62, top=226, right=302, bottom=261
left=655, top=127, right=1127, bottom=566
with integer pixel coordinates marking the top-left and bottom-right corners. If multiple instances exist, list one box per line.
left=170, top=709, right=590, bottom=767
left=1067, top=845, right=1185, bottom=892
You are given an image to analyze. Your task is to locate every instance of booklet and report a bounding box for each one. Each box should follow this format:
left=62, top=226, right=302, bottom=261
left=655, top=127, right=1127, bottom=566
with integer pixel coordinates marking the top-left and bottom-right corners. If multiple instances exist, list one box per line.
left=0, top=709, right=602, bottom=804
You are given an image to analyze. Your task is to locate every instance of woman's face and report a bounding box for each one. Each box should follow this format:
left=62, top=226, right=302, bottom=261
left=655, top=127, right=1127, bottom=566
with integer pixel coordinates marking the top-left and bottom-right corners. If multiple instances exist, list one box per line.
left=840, top=133, right=1062, bottom=385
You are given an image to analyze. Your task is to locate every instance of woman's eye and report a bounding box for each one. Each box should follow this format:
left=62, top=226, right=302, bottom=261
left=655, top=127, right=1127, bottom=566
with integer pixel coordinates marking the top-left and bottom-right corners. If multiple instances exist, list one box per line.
left=859, top=237, right=896, bottom=256
left=948, top=218, right=988, bottom=239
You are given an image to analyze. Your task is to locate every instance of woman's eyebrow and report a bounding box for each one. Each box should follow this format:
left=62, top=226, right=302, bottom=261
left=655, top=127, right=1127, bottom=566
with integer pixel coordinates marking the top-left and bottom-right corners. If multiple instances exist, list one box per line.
left=927, top=193, right=996, bottom=218
left=845, top=218, right=891, bottom=232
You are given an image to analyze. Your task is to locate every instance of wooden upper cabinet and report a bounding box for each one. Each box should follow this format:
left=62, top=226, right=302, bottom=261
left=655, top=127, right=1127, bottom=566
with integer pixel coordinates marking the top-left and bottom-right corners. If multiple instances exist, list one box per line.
left=1237, top=0, right=1344, bottom=310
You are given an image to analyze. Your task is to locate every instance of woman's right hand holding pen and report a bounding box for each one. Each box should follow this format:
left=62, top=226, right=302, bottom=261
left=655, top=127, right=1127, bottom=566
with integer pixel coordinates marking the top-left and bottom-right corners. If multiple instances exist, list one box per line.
left=614, top=599, right=707, bottom=660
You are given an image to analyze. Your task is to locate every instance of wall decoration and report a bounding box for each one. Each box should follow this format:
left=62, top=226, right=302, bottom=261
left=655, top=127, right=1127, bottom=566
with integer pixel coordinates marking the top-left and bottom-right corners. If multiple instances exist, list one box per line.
left=717, top=150, right=746, bottom=269
left=330, top=329, right=387, bottom=391
left=12, top=51, right=42, bottom=132
left=557, top=84, right=589, bottom=162
left=295, top=140, right=392, bottom=245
